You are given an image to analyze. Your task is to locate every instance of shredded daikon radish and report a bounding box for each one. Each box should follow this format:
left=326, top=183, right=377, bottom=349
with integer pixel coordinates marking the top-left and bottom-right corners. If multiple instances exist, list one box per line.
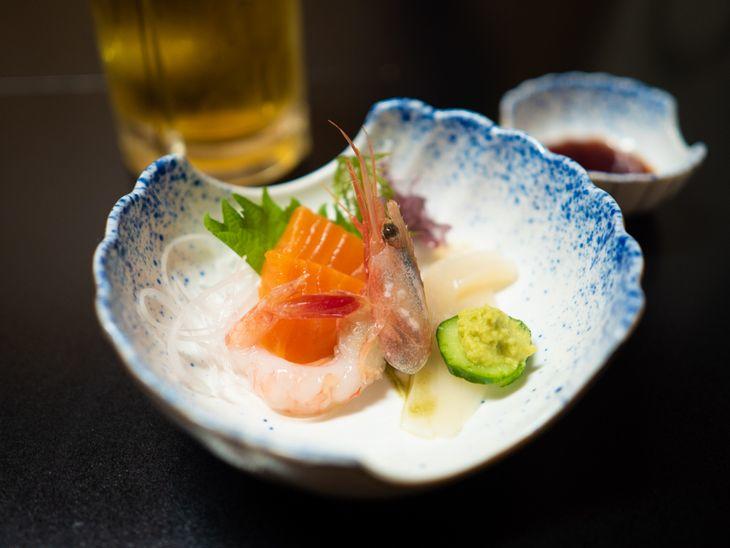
left=137, top=234, right=260, bottom=402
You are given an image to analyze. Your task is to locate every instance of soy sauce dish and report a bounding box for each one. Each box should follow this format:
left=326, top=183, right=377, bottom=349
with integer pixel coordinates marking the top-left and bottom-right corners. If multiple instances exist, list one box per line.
left=94, top=98, right=644, bottom=496
left=500, top=72, right=706, bottom=214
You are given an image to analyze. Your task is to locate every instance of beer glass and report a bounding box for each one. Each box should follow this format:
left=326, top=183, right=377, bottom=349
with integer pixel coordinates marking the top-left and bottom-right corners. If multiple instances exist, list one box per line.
left=91, top=0, right=310, bottom=185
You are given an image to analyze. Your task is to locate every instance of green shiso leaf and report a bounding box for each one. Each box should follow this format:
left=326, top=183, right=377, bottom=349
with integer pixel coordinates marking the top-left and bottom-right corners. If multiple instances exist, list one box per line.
left=204, top=188, right=300, bottom=273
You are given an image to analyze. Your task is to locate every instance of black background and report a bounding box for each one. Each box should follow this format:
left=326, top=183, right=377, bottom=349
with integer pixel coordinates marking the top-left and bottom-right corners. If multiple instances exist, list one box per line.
left=1, top=0, right=729, bottom=545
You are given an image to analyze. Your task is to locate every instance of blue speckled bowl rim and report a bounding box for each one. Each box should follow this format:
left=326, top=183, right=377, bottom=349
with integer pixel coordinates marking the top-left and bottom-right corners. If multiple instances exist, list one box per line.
left=93, top=98, right=645, bottom=486
left=499, top=71, right=707, bottom=184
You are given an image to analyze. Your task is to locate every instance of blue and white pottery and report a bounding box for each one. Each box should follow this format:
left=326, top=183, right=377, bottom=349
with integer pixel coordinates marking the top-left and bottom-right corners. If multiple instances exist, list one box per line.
left=500, top=72, right=706, bottom=214
left=94, top=98, right=644, bottom=496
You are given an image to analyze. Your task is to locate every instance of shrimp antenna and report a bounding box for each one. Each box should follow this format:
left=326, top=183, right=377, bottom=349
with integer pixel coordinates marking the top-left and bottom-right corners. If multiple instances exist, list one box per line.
left=328, top=120, right=368, bottom=193
left=329, top=121, right=361, bottom=190
left=328, top=120, right=360, bottom=156
left=344, top=158, right=369, bottom=229
left=321, top=184, right=347, bottom=213
left=329, top=120, right=378, bottom=232
left=363, top=127, right=379, bottom=195
left=321, top=183, right=362, bottom=231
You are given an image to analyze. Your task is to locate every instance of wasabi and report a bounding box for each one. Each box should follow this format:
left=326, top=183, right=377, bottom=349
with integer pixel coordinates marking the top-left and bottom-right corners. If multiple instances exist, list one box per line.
left=436, top=305, right=536, bottom=385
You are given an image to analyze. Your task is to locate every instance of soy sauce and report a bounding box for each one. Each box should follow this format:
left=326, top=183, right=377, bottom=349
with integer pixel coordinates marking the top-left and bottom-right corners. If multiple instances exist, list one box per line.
left=548, top=139, right=652, bottom=174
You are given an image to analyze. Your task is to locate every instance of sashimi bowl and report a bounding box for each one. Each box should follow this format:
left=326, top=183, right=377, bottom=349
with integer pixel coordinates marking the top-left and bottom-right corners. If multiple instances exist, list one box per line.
left=93, top=98, right=644, bottom=496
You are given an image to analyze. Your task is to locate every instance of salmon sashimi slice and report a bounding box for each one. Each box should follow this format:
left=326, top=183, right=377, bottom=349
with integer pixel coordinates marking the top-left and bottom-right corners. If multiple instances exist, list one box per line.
left=259, top=250, right=365, bottom=296
left=274, top=206, right=364, bottom=278
left=257, top=250, right=365, bottom=364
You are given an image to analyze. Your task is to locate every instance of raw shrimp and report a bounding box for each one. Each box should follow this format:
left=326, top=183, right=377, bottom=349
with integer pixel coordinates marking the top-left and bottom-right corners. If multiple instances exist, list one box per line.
left=231, top=310, right=383, bottom=416
left=227, top=275, right=365, bottom=349
left=335, top=125, right=432, bottom=374
left=227, top=127, right=432, bottom=415
left=226, top=250, right=383, bottom=416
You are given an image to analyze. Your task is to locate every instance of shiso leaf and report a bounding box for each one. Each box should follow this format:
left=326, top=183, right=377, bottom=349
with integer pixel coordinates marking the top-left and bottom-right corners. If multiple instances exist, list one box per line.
left=204, top=188, right=300, bottom=273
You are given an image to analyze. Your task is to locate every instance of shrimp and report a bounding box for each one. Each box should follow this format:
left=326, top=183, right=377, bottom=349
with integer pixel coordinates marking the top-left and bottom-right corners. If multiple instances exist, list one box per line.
left=230, top=310, right=383, bottom=416
left=227, top=278, right=381, bottom=416
left=226, top=126, right=432, bottom=416
left=334, top=124, right=432, bottom=374
left=226, top=275, right=365, bottom=349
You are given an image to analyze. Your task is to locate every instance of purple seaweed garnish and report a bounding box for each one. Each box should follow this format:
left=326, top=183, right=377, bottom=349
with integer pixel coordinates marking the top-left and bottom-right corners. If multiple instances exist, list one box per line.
left=380, top=160, right=450, bottom=247
left=394, top=189, right=451, bottom=248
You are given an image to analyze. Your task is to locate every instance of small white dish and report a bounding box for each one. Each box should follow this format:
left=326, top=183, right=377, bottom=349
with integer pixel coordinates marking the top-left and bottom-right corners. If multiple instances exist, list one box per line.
left=500, top=72, right=706, bottom=214
left=94, top=98, right=644, bottom=496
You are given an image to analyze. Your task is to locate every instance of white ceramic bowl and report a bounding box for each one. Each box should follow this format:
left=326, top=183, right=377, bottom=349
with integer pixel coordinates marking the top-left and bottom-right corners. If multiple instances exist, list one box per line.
left=94, top=98, right=644, bottom=496
left=500, top=72, right=706, bottom=214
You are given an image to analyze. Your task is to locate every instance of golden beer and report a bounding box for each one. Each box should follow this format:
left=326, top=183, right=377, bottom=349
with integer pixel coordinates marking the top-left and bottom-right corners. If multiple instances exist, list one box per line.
left=91, top=0, right=310, bottom=184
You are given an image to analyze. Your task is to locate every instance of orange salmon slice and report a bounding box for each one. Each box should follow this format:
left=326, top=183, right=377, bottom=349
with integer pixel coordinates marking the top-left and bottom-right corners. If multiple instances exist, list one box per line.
left=258, top=250, right=365, bottom=364
left=274, top=206, right=364, bottom=279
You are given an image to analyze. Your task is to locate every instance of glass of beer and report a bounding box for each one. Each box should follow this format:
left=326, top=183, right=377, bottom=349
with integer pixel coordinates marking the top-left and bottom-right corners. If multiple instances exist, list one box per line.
left=90, top=0, right=310, bottom=185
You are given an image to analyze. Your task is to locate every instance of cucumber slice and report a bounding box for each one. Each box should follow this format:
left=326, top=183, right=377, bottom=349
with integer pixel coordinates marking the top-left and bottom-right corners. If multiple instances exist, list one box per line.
left=436, top=311, right=533, bottom=386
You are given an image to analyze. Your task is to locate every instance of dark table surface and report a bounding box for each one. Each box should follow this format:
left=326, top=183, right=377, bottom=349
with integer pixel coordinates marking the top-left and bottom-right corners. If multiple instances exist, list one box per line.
left=2, top=0, right=729, bottom=545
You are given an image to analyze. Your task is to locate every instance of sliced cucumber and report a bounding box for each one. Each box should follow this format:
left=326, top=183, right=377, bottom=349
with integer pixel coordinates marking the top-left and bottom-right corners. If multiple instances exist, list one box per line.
left=436, top=308, right=534, bottom=386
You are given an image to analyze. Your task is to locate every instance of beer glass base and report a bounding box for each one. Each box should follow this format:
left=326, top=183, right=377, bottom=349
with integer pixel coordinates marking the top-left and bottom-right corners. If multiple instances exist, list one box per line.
left=117, top=107, right=311, bottom=186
